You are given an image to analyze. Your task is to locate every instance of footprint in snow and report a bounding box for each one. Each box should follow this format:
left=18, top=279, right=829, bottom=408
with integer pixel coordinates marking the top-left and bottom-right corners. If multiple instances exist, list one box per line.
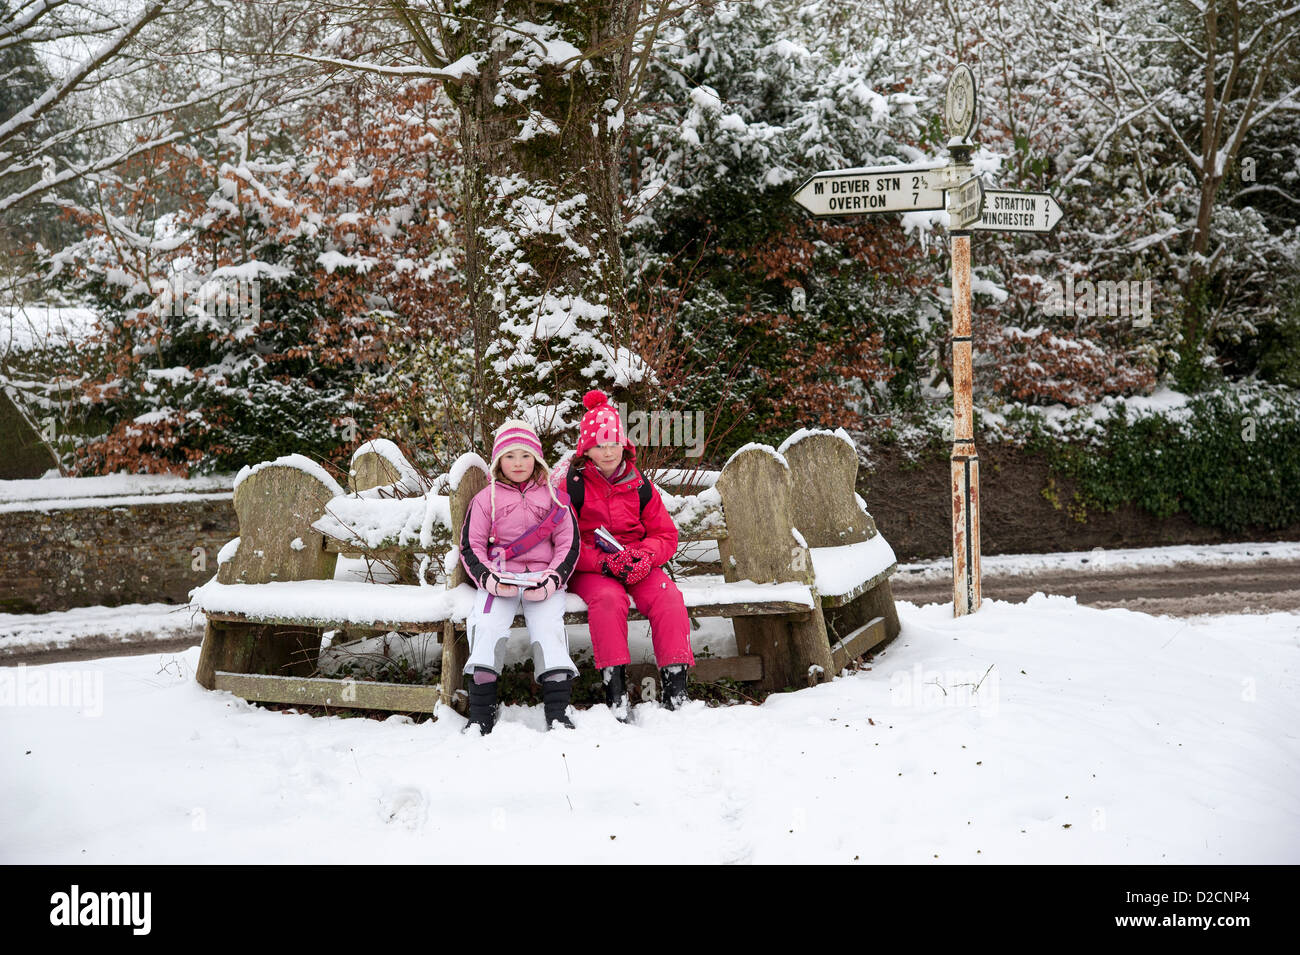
left=379, top=786, right=427, bottom=830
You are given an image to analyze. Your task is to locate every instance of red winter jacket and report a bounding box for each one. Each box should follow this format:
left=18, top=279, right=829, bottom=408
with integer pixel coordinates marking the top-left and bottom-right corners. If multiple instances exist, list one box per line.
left=555, top=454, right=679, bottom=574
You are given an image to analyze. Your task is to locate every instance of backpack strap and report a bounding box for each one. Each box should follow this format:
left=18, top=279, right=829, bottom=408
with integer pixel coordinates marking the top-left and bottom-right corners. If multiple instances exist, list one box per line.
left=566, top=465, right=585, bottom=515
left=566, top=461, right=652, bottom=514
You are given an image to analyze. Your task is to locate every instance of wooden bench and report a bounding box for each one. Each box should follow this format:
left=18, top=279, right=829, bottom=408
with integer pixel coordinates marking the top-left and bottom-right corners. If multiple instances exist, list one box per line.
left=192, top=430, right=901, bottom=715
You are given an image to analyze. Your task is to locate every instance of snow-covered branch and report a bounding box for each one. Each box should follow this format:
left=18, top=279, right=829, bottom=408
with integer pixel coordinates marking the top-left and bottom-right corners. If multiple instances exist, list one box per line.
left=0, top=1, right=172, bottom=147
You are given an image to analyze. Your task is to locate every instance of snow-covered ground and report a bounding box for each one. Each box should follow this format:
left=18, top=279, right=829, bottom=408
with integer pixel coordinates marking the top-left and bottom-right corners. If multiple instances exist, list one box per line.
left=0, top=603, right=204, bottom=655
left=2, top=595, right=1296, bottom=863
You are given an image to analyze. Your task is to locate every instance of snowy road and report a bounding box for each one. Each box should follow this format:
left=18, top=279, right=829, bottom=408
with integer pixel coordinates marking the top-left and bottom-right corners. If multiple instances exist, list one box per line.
left=892, top=559, right=1300, bottom=616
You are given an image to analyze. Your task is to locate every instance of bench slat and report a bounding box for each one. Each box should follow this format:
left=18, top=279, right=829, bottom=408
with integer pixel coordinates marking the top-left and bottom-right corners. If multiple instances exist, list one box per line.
left=213, top=671, right=439, bottom=712
left=829, top=616, right=887, bottom=672
left=818, top=564, right=897, bottom=608
left=625, top=656, right=762, bottom=685
left=205, top=611, right=451, bottom=631
left=213, top=652, right=765, bottom=712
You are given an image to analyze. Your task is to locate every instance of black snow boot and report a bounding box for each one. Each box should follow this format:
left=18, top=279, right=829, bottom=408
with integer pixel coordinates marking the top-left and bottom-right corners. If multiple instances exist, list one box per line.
left=660, top=665, right=688, bottom=711
left=464, top=675, right=499, bottom=736
left=541, top=675, right=576, bottom=730
left=603, top=665, right=629, bottom=722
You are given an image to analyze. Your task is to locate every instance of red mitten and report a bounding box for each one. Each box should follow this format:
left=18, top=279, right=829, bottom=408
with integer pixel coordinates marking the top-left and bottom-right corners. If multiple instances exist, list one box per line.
left=622, top=551, right=652, bottom=585
left=601, top=551, right=635, bottom=583
left=522, top=571, right=561, bottom=602
left=626, top=546, right=655, bottom=567
left=483, top=573, right=519, bottom=598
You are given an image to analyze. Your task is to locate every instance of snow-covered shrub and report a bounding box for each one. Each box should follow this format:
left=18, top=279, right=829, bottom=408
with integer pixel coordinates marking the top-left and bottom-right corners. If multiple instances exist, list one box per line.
left=46, top=74, right=463, bottom=476
left=624, top=0, right=944, bottom=449
left=1037, top=384, right=1300, bottom=532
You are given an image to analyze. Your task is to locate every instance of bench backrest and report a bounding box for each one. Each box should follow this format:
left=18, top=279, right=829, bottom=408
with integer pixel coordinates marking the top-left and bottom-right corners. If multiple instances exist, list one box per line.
left=218, top=455, right=342, bottom=586
left=778, top=430, right=876, bottom=547
left=220, top=430, right=881, bottom=588
left=445, top=455, right=489, bottom=588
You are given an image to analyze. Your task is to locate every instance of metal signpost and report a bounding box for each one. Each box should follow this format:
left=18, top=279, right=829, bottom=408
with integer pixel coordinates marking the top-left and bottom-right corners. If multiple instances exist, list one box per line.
left=944, top=67, right=982, bottom=617
left=790, top=64, right=1064, bottom=617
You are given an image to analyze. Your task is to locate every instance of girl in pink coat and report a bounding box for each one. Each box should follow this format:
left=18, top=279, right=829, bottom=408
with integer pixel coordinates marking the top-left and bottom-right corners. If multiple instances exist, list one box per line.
left=555, top=391, right=694, bottom=719
left=459, top=420, right=580, bottom=734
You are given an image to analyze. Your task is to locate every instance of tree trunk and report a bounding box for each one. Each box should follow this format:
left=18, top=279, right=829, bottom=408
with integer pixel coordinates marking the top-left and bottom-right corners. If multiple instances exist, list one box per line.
left=437, top=0, right=638, bottom=445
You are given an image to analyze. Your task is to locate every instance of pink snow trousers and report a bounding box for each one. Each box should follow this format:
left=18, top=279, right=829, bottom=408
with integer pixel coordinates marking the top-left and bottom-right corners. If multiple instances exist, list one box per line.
left=568, top=566, right=695, bottom=670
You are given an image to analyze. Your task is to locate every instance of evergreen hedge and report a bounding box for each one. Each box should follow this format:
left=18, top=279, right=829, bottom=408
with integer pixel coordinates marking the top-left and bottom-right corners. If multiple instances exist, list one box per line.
left=1036, top=387, right=1300, bottom=533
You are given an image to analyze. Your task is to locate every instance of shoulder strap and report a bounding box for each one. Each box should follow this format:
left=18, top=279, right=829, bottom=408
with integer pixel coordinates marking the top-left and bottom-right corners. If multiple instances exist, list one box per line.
left=567, top=461, right=652, bottom=514
left=497, top=501, right=568, bottom=560
left=566, top=465, right=584, bottom=515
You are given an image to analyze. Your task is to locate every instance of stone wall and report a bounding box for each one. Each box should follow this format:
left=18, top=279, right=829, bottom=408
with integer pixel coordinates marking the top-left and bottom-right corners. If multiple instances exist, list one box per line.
left=0, top=497, right=236, bottom=613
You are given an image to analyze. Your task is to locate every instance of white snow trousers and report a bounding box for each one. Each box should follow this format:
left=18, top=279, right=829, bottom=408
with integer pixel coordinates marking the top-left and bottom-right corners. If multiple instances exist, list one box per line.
left=463, top=587, right=579, bottom=680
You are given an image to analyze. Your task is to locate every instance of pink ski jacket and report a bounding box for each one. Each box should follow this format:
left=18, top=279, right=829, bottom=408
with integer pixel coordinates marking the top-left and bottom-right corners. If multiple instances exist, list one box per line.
left=459, top=478, right=580, bottom=587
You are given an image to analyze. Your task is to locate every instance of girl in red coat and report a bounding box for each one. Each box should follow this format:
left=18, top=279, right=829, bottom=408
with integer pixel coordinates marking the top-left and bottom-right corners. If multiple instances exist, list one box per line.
left=555, top=390, right=694, bottom=718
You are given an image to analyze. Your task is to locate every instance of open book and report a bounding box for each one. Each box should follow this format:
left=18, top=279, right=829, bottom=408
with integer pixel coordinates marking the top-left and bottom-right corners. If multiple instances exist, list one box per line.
left=594, top=526, right=624, bottom=552
left=493, top=572, right=545, bottom=589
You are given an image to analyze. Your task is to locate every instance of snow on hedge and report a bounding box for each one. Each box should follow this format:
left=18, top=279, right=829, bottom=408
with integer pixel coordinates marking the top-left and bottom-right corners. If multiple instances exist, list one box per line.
left=313, top=495, right=447, bottom=550
left=658, top=484, right=724, bottom=535
left=421, top=495, right=453, bottom=550
left=648, top=467, right=720, bottom=488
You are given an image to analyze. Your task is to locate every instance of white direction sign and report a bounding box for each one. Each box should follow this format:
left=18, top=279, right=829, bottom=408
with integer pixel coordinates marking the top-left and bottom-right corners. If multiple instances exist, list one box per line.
left=972, top=190, right=1064, bottom=233
left=947, top=176, right=985, bottom=230
left=792, top=162, right=946, bottom=217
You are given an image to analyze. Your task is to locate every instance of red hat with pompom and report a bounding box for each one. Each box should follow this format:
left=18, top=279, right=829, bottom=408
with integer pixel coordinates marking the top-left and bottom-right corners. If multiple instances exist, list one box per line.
left=575, top=389, right=626, bottom=457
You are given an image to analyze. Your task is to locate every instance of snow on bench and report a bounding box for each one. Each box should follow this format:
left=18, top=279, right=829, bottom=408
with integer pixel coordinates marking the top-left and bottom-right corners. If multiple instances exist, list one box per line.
left=810, top=534, right=897, bottom=603
left=193, top=576, right=817, bottom=631
left=312, top=494, right=450, bottom=552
